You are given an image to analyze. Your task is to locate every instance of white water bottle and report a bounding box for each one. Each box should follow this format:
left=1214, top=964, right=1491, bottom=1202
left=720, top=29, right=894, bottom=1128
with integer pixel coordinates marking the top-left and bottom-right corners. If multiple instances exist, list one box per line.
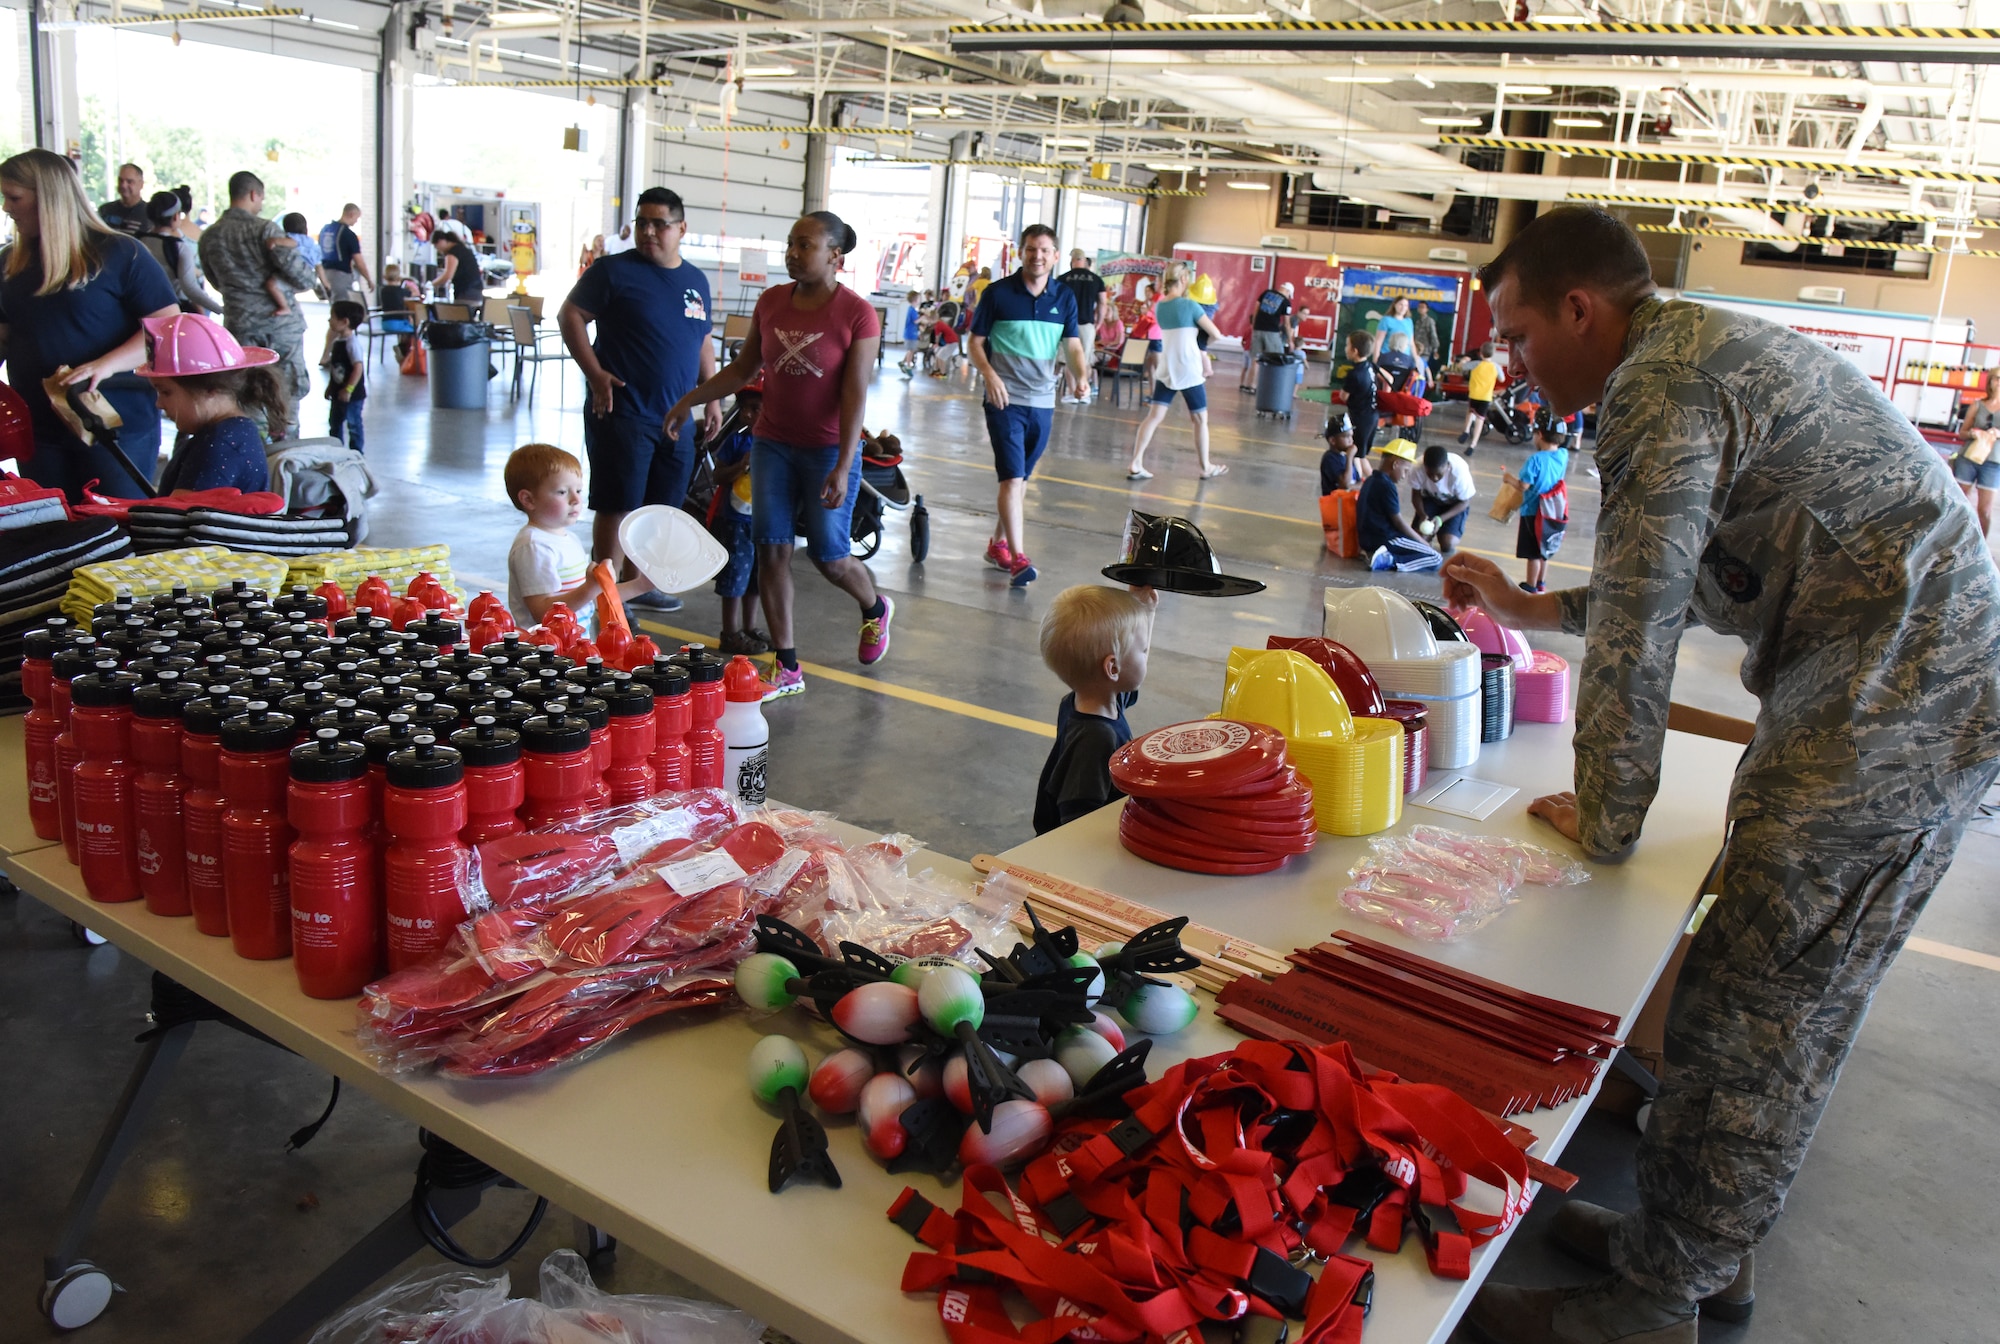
left=719, top=655, right=770, bottom=806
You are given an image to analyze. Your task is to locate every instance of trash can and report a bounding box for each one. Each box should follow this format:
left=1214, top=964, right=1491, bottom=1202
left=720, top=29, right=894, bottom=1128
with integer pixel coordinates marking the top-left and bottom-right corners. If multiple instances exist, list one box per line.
left=426, top=321, right=492, bottom=410
left=1255, top=350, right=1303, bottom=420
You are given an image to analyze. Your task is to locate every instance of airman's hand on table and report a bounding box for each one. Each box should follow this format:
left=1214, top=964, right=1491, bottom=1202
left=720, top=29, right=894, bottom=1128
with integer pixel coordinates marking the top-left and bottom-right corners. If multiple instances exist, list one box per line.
left=1527, top=791, right=1581, bottom=843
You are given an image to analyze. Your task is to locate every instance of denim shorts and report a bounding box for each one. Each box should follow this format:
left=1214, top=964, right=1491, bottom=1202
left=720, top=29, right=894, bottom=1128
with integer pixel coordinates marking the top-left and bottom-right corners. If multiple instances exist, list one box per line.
left=751, top=437, right=860, bottom=564
left=1151, top=380, right=1209, bottom=412
left=1953, top=453, right=2000, bottom=491
left=713, top=509, right=757, bottom=598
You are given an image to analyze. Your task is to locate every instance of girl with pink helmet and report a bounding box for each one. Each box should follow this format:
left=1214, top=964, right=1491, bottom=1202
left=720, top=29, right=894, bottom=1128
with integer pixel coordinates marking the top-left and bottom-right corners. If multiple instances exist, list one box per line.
left=137, top=311, right=285, bottom=493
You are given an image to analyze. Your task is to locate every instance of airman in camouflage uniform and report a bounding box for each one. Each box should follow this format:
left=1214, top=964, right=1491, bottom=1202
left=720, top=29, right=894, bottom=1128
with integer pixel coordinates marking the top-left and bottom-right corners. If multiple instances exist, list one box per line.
left=1451, top=209, right=2000, bottom=1344
left=198, top=175, right=318, bottom=438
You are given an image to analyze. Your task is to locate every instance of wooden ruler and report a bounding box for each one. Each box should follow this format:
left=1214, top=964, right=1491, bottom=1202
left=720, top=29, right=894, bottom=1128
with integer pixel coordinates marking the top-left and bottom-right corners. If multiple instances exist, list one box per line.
left=974, top=854, right=1287, bottom=986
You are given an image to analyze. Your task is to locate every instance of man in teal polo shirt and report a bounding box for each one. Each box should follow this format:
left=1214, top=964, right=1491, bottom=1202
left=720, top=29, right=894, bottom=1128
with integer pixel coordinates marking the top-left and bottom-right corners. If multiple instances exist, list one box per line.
left=968, top=223, right=1089, bottom=587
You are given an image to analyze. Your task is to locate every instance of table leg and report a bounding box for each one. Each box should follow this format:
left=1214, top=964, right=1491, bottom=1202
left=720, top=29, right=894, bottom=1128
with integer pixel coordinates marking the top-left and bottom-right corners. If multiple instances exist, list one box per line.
left=235, top=1184, right=487, bottom=1344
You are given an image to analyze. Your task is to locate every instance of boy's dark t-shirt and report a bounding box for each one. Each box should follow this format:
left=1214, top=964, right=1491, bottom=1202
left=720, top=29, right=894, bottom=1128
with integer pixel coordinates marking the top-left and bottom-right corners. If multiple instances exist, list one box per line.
left=1033, top=691, right=1137, bottom=835
left=1356, top=470, right=1403, bottom=553
left=328, top=335, right=365, bottom=403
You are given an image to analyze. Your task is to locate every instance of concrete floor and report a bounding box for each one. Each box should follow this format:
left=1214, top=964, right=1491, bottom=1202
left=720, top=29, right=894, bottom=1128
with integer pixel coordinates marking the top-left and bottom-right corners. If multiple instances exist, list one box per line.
left=4, top=321, right=1997, bottom=1342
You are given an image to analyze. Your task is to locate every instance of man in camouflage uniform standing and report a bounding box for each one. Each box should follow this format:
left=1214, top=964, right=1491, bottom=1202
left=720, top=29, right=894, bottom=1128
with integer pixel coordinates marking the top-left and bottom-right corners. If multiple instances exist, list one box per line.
left=198, top=170, right=318, bottom=438
left=1441, top=207, right=2000, bottom=1344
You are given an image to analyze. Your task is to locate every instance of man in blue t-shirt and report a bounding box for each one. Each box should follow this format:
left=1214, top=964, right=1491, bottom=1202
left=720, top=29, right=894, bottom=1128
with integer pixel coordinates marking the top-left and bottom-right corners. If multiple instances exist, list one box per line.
left=558, top=186, right=721, bottom=611
left=967, top=223, right=1087, bottom=587
left=315, top=203, right=372, bottom=304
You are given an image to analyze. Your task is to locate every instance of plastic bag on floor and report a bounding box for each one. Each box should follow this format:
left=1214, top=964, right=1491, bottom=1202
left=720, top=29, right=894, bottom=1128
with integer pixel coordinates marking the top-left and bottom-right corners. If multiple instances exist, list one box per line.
left=307, top=1249, right=762, bottom=1344
left=1338, top=823, right=1589, bottom=941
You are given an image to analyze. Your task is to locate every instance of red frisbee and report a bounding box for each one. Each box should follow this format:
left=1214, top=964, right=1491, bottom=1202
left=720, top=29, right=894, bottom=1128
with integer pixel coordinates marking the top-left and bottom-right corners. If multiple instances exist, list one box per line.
left=1148, top=796, right=1319, bottom=845
left=1129, top=799, right=1317, bottom=856
left=1118, top=813, right=1291, bottom=876
left=1110, top=720, right=1291, bottom=799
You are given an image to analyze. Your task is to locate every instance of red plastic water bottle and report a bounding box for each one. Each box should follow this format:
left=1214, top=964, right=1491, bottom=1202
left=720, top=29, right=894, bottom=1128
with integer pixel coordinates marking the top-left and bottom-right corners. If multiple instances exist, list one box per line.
left=288, top=729, right=381, bottom=998
left=518, top=710, right=595, bottom=828
left=382, top=735, right=468, bottom=970
left=601, top=673, right=657, bottom=804
left=180, top=685, right=243, bottom=936
left=71, top=663, right=144, bottom=904
left=133, top=671, right=200, bottom=916
left=22, top=620, right=72, bottom=841
left=452, top=717, right=524, bottom=845
left=637, top=657, right=692, bottom=792
left=681, top=644, right=727, bottom=790
left=560, top=693, right=612, bottom=808
left=52, top=636, right=103, bottom=865
left=219, top=703, right=299, bottom=960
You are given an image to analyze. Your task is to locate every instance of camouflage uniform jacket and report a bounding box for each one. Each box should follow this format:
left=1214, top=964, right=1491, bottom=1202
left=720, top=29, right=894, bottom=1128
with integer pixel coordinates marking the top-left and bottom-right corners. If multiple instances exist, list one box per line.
left=1556, top=295, right=2000, bottom=859
left=196, top=207, right=318, bottom=328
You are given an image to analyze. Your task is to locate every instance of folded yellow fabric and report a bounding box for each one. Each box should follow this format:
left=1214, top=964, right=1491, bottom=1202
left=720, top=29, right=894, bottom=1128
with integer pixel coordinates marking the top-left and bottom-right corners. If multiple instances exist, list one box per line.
left=66, top=547, right=291, bottom=623
left=285, top=545, right=457, bottom=600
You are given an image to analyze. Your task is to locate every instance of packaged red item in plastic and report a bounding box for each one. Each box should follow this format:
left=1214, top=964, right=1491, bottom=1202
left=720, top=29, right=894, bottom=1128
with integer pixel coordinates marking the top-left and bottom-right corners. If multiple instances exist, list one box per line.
left=473, top=788, right=739, bottom=912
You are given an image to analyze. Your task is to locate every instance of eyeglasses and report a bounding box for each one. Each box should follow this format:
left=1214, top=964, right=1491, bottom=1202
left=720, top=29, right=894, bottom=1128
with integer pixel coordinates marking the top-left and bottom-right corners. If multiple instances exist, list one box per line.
left=632, top=217, right=681, bottom=232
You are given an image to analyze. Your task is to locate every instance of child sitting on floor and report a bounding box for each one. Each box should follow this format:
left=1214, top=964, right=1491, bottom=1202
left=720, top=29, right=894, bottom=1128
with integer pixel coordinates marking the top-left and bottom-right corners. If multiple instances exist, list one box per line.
left=505, top=443, right=653, bottom=630
left=1357, top=438, right=1442, bottom=573
left=1034, top=584, right=1158, bottom=835
left=1319, top=416, right=1372, bottom=495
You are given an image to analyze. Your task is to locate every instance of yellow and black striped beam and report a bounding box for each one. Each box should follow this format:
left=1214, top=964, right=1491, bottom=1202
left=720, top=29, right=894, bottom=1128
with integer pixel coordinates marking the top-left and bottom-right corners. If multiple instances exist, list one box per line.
left=1635, top=224, right=2000, bottom=258
left=1439, top=135, right=2000, bottom=186
left=949, top=18, right=2000, bottom=62
left=659, top=124, right=924, bottom=135
left=1564, top=192, right=2000, bottom=227
left=448, top=78, right=673, bottom=90
left=86, top=7, right=301, bottom=25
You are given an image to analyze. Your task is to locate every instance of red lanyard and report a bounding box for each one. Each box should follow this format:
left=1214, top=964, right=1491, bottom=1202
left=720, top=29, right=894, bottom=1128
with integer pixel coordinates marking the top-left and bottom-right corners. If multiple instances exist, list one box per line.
left=889, top=1039, right=1531, bottom=1344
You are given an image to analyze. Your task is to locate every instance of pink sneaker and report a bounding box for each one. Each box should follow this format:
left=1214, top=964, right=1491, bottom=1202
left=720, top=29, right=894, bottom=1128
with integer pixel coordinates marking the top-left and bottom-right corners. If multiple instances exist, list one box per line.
left=1008, top=554, right=1038, bottom=588
left=858, top=595, right=894, bottom=665
left=984, top=538, right=1014, bottom=571
left=762, top=664, right=805, bottom=701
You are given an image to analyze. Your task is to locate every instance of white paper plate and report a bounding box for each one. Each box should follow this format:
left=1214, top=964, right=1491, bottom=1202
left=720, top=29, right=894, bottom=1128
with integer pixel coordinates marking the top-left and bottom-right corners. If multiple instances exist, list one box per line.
left=618, top=505, right=730, bottom=594
left=1371, top=642, right=1483, bottom=698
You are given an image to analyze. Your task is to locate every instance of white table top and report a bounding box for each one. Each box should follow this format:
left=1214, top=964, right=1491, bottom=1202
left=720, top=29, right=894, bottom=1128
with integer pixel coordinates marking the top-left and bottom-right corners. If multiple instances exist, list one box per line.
left=1, top=724, right=1738, bottom=1344
left=1000, top=722, right=1740, bottom=1344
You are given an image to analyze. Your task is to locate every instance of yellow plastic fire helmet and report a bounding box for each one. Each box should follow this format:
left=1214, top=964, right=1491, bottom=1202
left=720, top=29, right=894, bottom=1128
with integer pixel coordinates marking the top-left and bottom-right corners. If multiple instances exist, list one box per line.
left=1189, top=273, right=1218, bottom=305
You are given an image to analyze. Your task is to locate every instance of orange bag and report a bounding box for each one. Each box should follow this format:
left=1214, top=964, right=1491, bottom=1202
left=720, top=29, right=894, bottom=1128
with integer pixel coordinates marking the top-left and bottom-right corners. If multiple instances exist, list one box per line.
left=1319, top=490, right=1361, bottom=559
left=400, top=339, right=427, bottom=376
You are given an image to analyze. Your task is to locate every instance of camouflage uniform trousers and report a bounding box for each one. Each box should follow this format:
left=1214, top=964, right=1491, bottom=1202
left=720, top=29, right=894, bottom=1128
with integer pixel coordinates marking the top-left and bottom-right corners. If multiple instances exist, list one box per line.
left=227, top=311, right=309, bottom=441
left=1611, top=765, right=1998, bottom=1302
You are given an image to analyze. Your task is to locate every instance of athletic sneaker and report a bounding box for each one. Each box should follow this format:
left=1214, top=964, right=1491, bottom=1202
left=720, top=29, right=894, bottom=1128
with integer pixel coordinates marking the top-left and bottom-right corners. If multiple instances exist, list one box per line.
left=1457, top=430, right=1471, bottom=444
left=1009, top=554, right=1038, bottom=587
left=627, top=590, right=684, bottom=612
left=762, top=665, right=805, bottom=701
left=859, top=595, right=894, bottom=664
left=984, top=538, right=1014, bottom=571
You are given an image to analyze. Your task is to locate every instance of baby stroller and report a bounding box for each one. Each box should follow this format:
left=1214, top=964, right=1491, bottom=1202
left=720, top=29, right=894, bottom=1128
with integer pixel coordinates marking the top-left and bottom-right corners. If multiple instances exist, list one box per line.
left=1480, top=388, right=1532, bottom=445
left=852, top=430, right=929, bottom=563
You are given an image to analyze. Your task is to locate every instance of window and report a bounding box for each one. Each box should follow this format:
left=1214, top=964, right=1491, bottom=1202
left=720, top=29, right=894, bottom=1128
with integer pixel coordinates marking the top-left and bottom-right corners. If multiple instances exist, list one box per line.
left=1278, top=175, right=1495, bottom=243
left=1739, top=239, right=1930, bottom=280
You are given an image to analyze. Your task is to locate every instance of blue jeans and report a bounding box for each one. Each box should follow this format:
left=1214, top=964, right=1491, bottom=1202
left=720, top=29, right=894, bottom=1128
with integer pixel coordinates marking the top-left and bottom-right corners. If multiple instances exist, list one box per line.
left=330, top=398, right=364, bottom=453
left=751, top=438, right=861, bottom=565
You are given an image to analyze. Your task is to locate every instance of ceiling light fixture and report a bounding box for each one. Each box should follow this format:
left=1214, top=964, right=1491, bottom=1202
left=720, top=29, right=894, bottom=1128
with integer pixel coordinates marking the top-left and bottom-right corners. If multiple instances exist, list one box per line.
left=909, top=105, right=943, bottom=117
left=1669, top=125, right=1722, bottom=137
left=1412, top=72, right=1435, bottom=88
left=1552, top=115, right=1605, bottom=128
left=1500, top=84, right=1554, bottom=96
left=1421, top=115, right=1485, bottom=126
left=1226, top=180, right=1272, bottom=189
left=1044, top=137, right=1095, bottom=148
left=1325, top=74, right=1393, bottom=84
left=738, top=65, right=794, bottom=77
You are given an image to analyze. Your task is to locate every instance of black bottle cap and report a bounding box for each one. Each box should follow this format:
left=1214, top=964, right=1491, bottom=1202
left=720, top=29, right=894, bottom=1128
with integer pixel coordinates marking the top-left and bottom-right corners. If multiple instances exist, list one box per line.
left=290, top=728, right=368, bottom=783
left=274, top=585, right=330, bottom=620
left=134, top=670, right=201, bottom=719
left=547, top=693, right=607, bottom=732
left=680, top=643, right=726, bottom=683
left=402, top=692, right=461, bottom=734
left=565, top=656, right=611, bottom=690
left=521, top=712, right=591, bottom=755
left=636, top=654, right=691, bottom=698
left=410, top=610, right=464, bottom=648
left=219, top=702, right=297, bottom=753
left=23, top=619, right=75, bottom=662
left=71, top=661, right=141, bottom=708
left=53, top=637, right=104, bottom=682
left=601, top=672, right=653, bottom=717
left=386, top=735, right=464, bottom=789
left=450, top=716, right=521, bottom=768
left=279, top=682, right=337, bottom=721
left=182, top=686, right=250, bottom=735
left=309, top=698, right=382, bottom=741
left=466, top=694, right=532, bottom=735
left=363, top=714, right=418, bottom=765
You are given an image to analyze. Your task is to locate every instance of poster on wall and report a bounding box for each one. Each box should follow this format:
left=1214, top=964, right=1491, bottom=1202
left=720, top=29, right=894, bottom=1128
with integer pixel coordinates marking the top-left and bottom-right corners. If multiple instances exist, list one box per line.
left=1097, top=251, right=1170, bottom=331
left=1338, top=268, right=1463, bottom=360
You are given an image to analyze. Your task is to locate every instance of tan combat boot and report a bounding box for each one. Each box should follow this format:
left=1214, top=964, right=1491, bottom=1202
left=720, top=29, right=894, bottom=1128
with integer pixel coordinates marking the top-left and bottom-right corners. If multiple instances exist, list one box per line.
left=1464, top=1275, right=1696, bottom=1344
left=1548, top=1200, right=1755, bottom=1322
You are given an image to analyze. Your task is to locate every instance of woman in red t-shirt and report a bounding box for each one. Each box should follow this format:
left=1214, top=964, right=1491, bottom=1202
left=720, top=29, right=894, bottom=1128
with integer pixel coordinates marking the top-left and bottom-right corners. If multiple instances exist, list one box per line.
left=668, top=211, right=889, bottom=699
